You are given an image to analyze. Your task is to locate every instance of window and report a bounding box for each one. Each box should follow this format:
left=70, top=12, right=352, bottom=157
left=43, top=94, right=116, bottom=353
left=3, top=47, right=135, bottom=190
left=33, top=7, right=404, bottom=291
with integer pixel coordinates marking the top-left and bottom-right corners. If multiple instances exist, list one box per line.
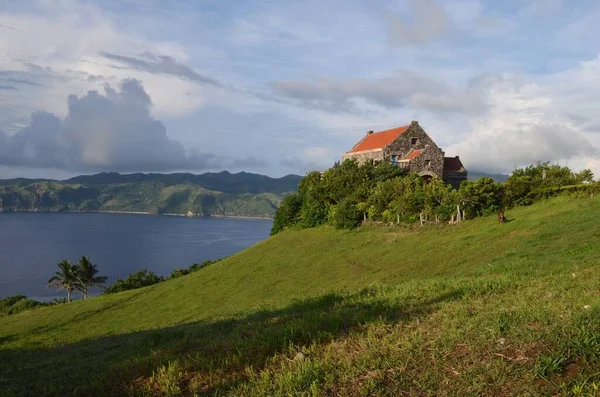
left=391, top=155, right=398, bottom=165
left=411, top=137, right=418, bottom=145
left=425, top=159, right=431, bottom=166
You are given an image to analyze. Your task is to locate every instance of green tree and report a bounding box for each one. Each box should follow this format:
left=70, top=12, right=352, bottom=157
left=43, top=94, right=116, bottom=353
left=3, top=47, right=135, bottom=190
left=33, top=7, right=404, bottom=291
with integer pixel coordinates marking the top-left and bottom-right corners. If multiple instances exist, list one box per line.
left=75, top=256, right=107, bottom=299
left=424, top=177, right=460, bottom=221
left=271, top=193, right=303, bottom=235
left=47, top=260, right=81, bottom=303
left=459, top=178, right=504, bottom=218
left=331, top=198, right=362, bottom=229
left=297, top=171, right=329, bottom=227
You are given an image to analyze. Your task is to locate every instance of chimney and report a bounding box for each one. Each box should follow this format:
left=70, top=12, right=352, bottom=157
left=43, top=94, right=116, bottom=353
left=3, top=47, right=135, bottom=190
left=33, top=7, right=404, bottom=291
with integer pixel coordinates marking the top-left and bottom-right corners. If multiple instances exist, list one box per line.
left=411, top=120, right=418, bottom=126
left=367, top=130, right=374, bottom=135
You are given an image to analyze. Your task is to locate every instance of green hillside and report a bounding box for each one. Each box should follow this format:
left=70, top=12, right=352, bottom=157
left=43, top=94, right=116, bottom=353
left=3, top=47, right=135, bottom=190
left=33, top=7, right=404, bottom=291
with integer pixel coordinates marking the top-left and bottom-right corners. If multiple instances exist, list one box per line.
left=2, top=196, right=600, bottom=395
left=0, top=171, right=302, bottom=218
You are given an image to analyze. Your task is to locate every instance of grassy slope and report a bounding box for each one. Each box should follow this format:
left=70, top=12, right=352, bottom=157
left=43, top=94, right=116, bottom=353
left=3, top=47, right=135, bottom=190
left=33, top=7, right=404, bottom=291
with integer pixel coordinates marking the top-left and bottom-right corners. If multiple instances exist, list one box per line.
left=2, top=196, right=600, bottom=396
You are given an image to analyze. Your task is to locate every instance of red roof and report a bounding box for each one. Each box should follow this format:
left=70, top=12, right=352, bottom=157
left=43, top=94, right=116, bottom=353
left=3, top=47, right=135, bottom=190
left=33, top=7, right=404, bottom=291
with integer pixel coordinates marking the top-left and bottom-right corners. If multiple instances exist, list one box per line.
left=405, top=150, right=423, bottom=160
left=349, top=125, right=409, bottom=153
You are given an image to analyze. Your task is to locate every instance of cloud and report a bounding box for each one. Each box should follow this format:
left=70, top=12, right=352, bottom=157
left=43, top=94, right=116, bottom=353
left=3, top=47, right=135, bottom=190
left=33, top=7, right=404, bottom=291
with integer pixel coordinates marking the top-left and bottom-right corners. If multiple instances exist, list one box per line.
left=280, top=157, right=322, bottom=173
left=446, top=71, right=600, bottom=174
left=271, top=71, right=487, bottom=115
left=231, top=156, right=269, bottom=168
left=0, top=79, right=260, bottom=172
left=450, top=123, right=599, bottom=173
left=0, top=70, right=46, bottom=89
left=100, top=52, right=223, bottom=87
left=386, top=0, right=451, bottom=47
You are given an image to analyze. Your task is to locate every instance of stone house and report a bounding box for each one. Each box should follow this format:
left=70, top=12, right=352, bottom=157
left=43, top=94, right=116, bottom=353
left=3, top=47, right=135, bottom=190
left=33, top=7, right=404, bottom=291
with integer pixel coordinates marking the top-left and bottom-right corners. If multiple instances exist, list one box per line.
left=341, top=121, right=468, bottom=189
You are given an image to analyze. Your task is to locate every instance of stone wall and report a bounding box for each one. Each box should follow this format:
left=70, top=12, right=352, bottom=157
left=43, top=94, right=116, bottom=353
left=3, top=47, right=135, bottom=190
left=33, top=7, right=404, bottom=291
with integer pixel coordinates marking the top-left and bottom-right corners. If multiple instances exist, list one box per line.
left=383, top=121, right=441, bottom=160
left=443, top=170, right=468, bottom=189
left=341, top=149, right=384, bottom=164
left=408, top=145, right=445, bottom=178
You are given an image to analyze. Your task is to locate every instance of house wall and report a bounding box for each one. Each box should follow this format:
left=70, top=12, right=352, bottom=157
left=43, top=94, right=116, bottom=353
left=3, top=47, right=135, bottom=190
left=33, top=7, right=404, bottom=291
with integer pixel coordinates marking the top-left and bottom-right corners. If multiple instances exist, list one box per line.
left=408, top=145, right=445, bottom=178
left=341, top=149, right=384, bottom=164
left=383, top=122, right=440, bottom=160
left=443, top=170, right=468, bottom=189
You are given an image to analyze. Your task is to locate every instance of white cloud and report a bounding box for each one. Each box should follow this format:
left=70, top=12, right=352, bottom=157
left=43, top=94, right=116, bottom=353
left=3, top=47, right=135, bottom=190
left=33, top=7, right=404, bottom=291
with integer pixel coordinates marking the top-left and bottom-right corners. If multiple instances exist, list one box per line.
left=0, top=0, right=211, bottom=129
left=447, top=67, right=600, bottom=175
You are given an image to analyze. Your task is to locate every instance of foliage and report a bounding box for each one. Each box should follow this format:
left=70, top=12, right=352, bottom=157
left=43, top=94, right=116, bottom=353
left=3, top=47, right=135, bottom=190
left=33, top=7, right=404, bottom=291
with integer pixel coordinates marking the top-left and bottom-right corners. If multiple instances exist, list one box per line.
left=504, top=162, right=596, bottom=208
left=0, top=295, right=49, bottom=316
left=103, top=258, right=224, bottom=293
left=270, top=193, right=303, bottom=235
left=6, top=298, right=45, bottom=315
left=423, top=177, right=460, bottom=221
left=330, top=198, right=362, bottom=229
left=0, top=295, right=27, bottom=313
left=187, top=259, right=221, bottom=273
left=169, top=268, right=190, bottom=279
left=103, top=269, right=165, bottom=295
left=271, top=160, right=599, bottom=235
left=459, top=177, right=505, bottom=218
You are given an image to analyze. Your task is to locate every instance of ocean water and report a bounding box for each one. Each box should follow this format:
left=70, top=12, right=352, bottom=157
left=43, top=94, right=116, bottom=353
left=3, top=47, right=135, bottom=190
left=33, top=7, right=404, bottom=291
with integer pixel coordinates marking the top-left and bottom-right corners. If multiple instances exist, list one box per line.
left=0, top=212, right=272, bottom=301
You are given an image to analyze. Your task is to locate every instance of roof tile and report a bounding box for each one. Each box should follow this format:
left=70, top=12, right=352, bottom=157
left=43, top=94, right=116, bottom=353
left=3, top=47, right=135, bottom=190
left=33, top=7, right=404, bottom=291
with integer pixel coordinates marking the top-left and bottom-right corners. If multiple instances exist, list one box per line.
left=348, top=125, right=409, bottom=153
left=405, top=150, right=423, bottom=160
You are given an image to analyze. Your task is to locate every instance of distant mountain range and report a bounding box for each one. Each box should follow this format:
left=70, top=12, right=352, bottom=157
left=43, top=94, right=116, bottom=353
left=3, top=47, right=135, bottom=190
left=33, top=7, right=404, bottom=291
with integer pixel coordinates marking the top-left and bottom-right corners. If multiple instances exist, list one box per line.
left=0, top=171, right=303, bottom=218
left=0, top=169, right=511, bottom=217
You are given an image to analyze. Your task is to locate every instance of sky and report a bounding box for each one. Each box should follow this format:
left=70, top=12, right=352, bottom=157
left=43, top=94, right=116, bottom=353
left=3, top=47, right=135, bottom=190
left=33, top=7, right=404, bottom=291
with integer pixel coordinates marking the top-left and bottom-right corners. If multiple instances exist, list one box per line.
left=1, top=0, right=600, bottom=179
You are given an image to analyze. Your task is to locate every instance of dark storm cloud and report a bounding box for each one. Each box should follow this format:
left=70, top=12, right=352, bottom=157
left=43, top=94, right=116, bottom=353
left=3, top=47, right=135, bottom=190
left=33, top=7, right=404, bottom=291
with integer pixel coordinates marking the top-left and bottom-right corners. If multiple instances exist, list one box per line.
left=0, top=79, right=260, bottom=172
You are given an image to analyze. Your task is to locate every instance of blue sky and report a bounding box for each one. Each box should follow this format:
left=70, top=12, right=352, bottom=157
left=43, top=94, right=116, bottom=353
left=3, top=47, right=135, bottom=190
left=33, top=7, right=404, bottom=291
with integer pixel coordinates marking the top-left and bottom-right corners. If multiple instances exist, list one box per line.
left=1, top=0, right=600, bottom=178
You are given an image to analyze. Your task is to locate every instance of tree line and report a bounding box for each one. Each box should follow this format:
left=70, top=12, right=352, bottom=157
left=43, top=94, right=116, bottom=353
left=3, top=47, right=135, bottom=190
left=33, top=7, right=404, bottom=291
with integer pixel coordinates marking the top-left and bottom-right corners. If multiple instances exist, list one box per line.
left=45, top=257, right=223, bottom=301
left=47, top=256, right=107, bottom=302
left=271, top=160, right=598, bottom=235
left=0, top=257, right=224, bottom=316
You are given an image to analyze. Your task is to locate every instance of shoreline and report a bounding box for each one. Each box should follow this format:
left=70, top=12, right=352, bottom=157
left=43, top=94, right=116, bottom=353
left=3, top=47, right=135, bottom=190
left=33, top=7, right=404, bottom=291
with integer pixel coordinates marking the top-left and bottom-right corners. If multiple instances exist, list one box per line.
left=0, top=209, right=273, bottom=220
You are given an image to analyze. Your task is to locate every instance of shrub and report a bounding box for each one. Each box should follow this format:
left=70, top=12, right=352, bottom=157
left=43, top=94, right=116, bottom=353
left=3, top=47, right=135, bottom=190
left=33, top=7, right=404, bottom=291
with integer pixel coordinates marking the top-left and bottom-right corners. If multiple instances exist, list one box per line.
left=0, top=295, right=27, bottom=314
left=169, top=268, right=190, bottom=279
left=0, top=295, right=47, bottom=316
left=188, top=259, right=219, bottom=273
left=103, top=269, right=165, bottom=295
left=7, top=298, right=44, bottom=315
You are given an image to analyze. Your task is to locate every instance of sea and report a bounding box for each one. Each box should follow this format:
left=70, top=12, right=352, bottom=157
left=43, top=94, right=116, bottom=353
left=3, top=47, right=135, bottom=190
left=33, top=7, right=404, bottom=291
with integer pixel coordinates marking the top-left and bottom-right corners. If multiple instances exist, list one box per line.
left=0, top=212, right=272, bottom=301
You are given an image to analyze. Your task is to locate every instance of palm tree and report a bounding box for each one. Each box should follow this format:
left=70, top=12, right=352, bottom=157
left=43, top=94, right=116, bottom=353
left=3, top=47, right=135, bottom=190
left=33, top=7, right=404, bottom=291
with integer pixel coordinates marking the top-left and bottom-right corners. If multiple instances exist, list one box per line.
left=47, top=260, right=80, bottom=303
left=76, top=256, right=107, bottom=299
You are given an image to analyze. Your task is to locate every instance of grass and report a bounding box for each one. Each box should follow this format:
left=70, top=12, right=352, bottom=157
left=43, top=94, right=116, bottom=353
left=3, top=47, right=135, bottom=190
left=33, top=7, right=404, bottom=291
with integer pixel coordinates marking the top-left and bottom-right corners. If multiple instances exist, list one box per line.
left=1, top=196, right=600, bottom=395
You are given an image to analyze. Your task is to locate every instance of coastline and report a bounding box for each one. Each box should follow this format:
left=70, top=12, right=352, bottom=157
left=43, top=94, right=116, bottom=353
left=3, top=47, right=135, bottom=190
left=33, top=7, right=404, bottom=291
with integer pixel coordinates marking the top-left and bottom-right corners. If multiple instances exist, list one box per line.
left=0, top=209, right=273, bottom=220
